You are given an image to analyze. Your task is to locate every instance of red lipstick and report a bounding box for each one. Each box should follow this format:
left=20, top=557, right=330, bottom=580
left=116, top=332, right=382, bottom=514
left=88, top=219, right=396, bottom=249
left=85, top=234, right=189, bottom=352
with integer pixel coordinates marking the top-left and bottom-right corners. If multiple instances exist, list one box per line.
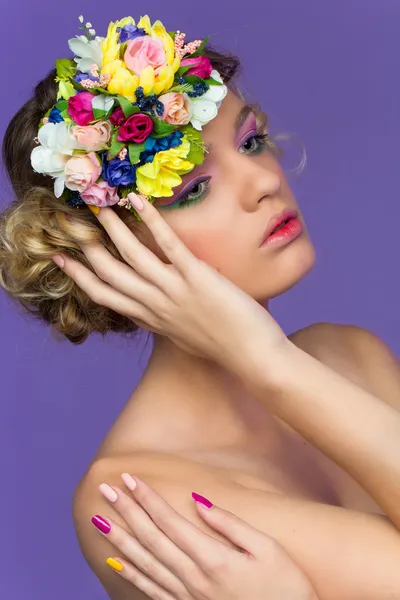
left=260, top=209, right=303, bottom=248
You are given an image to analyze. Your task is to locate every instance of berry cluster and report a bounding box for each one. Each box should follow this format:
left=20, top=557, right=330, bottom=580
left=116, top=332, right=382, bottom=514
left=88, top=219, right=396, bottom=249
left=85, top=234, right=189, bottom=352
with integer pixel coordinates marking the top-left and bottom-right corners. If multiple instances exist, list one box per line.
left=187, top=82, right=208, bottom=98
left=134, top=87, right=164, bottom=117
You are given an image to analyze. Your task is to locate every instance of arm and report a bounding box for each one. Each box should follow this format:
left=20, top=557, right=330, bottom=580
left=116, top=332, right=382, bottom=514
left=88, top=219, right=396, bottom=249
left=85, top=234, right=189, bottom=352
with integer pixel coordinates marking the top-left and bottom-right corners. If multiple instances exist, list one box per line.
left=73, top=453, right=400, bottom=600
left=244, top=324, right=400, bottom=530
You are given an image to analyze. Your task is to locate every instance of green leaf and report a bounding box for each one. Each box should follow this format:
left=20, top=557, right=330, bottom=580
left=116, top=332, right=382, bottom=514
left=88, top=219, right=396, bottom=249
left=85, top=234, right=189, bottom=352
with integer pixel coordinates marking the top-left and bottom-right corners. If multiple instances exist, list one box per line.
left=93, top=108, right=106, bottom=120
left=204, top=77, right=223, bottom=86
left=128, top=142, right=146, bottom=164
left=152, top=118, right=177, bottom=137
left=117, top=95, right=140, bottom=118
left=168, top=31, right=176, bottom=41
left=57, top=81, right=75, bottom=101
left=180, top=125, right=205, bottom=165
left=60, top=109, right=72, bottom=121
left=176, top=65, right=192, bottom=77
left=168, top=83, right=192, bottom=94
left=55, top=99, right=68, bottom=111
left=183, top=75, right=204, bottom=85
left=55, top=58, right=76, bottom=80
left=107, top=131, right=125, bottom=160
left=187, top=36, right=209, bottom=59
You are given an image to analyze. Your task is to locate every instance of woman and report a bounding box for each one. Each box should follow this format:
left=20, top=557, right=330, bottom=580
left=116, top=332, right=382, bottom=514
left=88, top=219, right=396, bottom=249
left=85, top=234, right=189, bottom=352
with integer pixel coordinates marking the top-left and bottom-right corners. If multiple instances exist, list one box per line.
left=1, top=13, right=400, bottom=600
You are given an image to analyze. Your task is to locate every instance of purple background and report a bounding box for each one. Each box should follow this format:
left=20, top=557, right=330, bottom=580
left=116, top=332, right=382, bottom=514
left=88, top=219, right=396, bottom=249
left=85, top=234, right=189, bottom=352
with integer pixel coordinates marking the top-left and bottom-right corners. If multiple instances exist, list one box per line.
left=1, top=0, right=399, bottom=598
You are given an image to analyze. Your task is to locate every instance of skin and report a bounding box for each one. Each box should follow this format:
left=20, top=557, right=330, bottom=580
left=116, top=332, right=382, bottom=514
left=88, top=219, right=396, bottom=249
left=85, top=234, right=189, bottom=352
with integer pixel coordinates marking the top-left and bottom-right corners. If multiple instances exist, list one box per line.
left=68, top=90, right=400, bottom=600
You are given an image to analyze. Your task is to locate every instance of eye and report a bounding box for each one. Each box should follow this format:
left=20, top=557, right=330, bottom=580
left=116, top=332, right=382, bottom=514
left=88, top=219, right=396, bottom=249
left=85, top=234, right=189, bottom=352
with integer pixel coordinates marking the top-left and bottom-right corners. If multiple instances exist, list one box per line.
left=239, top=133, right=269, bottom=155
left=162, top=178, right=211, bottom=210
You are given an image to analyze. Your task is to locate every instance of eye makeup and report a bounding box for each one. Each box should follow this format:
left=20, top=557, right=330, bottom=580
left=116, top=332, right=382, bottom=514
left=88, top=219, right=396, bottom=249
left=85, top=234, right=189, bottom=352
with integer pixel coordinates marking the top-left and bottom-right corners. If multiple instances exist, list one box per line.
left=158, top=109, right=269, bottom=211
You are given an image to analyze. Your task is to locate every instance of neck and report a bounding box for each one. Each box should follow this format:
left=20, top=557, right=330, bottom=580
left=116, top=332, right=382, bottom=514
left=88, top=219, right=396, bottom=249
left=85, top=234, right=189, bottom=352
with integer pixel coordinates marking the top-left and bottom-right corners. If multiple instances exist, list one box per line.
left=117, top=301, right=286, bottom=454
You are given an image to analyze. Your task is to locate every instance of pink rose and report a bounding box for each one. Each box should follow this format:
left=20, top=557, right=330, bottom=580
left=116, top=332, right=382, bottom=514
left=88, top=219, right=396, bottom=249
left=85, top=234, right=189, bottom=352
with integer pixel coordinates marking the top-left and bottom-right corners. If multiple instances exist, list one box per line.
left=124, top=36, right=167, bottom=75
left=109, top=107, right=126, bottom=126
left=117, top=113, right=154, bottom=143
left=180, top=56, right=213, bottom=79
left=80, top=180, right=120, bottom=207
left=67, top=91, right=95, bottom=126
left=65, top=152, right=102, bottom=193
left=158, top=92, right=192, bottom=126
left=71, top=121, right=112, bottom=152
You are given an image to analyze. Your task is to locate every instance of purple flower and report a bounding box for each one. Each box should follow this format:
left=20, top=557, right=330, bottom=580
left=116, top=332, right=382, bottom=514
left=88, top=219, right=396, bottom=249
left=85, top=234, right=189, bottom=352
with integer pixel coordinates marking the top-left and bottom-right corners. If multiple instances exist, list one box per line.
left=74, top=71, right=99, bottom=84
left=101, top=154, right=137, bottom=187
left=117, top=24, right=147, bottom=44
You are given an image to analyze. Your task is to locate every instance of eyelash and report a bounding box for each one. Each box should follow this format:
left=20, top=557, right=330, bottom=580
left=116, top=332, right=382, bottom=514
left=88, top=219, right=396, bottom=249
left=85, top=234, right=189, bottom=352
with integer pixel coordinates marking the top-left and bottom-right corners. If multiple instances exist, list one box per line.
left=163, top=132, right=270, bottom=210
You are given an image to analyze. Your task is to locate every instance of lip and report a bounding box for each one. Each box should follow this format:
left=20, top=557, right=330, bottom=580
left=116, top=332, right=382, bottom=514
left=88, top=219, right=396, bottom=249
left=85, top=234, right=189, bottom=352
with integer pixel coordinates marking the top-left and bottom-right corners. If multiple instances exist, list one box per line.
left=259, top=209, right=299, bottom=246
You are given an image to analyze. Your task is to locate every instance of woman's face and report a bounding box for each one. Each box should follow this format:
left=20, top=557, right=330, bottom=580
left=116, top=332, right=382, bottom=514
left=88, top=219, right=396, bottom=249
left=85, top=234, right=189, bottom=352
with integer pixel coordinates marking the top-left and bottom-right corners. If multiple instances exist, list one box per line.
left=137, top=90, right=315, bottom=302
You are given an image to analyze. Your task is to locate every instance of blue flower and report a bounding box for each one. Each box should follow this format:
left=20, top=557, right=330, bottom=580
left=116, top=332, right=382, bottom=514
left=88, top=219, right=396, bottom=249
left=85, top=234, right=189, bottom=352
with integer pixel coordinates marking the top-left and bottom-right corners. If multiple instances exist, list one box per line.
left=117, top=24, right=147, bottom=44
left=140, top=131, right=184, bottom=164
left=48, top=106, right=64, bottom=123
left=101, top=154, right=137, bottom=187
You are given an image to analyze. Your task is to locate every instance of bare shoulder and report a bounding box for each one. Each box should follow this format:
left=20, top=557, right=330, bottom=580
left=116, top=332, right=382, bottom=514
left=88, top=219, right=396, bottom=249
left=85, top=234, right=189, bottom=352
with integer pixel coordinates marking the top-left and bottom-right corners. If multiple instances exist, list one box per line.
left=72, top=450, right=400, bottom=600
left=289, top=321, right=400, bottom=410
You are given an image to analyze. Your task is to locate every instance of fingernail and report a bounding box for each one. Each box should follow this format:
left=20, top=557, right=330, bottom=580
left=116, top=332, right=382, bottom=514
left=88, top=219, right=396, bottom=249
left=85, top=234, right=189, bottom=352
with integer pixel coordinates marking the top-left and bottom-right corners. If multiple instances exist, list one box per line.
left=121, top=473, right=137, bottom=491
left=106, top=557, right=124, bottom=572
left=52, top=255, right=64, bottom=269
left=99, top=483, right=118, bottom=503
left=87, top=204, right=100, bottom=215
left=91, top=514, right=111, bottom=534
left=192, top=492, right=213, bottom=509
left=127, top=192, right=144, bottom=211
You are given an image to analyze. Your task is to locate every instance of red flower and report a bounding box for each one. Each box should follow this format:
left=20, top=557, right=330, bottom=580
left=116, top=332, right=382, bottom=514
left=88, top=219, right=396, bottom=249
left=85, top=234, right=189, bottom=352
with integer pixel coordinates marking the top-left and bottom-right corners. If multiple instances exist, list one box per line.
left=117, top=113, right=154, bottom=143
left=109, top=107, right=126, bottom=126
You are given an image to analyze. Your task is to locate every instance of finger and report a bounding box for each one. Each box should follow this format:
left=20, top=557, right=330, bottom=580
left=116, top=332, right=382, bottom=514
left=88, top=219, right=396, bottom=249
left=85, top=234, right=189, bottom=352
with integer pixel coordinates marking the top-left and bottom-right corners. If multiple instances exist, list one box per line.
left=91, top=206, right=175, bottom=288
left=119, top=474, right=234, bottom=572
left=106, top=557, right=179, bottom=600
left=92, top=516, right=188, bottom=599
left=193, top=494, right=275, bottom=558
left=128, top=194, right=196, bottom=276
left=80, top=242, right=167, bottom=308
left=99, top=483, right=203, bottom=586
left=52, top=253, right=157, bottom=325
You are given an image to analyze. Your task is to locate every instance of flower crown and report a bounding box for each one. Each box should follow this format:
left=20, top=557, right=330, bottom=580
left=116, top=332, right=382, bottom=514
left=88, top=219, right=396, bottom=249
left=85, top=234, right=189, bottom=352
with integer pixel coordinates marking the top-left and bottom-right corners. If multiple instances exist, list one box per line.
left=30, top=15, right=228, bottom=219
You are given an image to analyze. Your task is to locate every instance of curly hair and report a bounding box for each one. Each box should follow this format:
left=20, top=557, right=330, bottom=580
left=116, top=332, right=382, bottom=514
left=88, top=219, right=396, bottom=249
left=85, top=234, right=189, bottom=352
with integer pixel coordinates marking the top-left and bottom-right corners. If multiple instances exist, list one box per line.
left=0, top=46, right=288, bottom=345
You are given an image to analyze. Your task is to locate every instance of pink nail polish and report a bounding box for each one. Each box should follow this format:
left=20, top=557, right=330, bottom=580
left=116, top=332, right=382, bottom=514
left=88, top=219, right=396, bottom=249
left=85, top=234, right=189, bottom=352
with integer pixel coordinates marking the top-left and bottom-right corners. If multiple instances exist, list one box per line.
left=91, top=515, right=111, bottom=534
left=192, top=492, right=213, bottom=508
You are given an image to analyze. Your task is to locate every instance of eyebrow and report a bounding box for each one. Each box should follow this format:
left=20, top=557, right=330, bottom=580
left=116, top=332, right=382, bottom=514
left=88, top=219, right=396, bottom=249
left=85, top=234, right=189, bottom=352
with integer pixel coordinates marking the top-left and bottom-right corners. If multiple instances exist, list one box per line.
left=203, top=103, right=262, bottom=153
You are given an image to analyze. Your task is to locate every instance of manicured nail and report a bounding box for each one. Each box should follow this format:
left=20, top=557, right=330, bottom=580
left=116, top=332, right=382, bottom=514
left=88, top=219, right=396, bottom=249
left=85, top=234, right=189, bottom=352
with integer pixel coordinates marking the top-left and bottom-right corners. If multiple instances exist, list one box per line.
left=99, top=483, right=118, bottom=503
left=52, top=255, right=64, bottom=269
left=91, top=514, right=111, bottom=534
left=192, top=492, right=213, bottom=508
left=127, top=192, right=144, bottom=211
left=87, top=204, right=100, bottom=215
left=106, top=557, right=124, bottom=572
left=121, top=473, right=137, bottom=491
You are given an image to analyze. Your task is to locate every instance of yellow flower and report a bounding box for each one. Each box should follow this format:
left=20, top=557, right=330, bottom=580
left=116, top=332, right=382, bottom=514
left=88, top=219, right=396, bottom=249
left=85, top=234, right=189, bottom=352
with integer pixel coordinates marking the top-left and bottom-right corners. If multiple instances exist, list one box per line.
left=102, top=60, right=139, bottom=102
left=136, top=137, right=195, bottom=197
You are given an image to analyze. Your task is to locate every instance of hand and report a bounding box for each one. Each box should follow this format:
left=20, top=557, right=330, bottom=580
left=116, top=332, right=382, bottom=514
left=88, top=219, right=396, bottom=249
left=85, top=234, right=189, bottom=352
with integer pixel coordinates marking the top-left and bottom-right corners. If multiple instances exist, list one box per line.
left=52, top=196, right=287, bottom=377
left=93, top=474, right=319, bottom=600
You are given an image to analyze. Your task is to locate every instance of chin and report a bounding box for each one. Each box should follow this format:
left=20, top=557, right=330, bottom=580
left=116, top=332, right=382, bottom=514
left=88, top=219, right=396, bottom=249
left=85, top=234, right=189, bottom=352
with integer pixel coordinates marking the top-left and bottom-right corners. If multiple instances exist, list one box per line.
left=256, top=235, right=316, bottom=301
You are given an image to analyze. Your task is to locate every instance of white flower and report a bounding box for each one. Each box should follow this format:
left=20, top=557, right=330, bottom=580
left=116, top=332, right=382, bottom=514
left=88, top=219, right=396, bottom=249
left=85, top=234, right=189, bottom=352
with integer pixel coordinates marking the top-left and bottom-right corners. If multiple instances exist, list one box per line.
left=30, top=122, right=81, bottom=198
left=85, top=22, right=92, bottom=28
left=89, top=29, right=96, bottom=36
left=68, top=35, right=103, bottom=72
left=78, top=15, right=84, bottom=23
left=189, top=71, right=228, bottom=130
left=91, top=94, right=115, bottom=113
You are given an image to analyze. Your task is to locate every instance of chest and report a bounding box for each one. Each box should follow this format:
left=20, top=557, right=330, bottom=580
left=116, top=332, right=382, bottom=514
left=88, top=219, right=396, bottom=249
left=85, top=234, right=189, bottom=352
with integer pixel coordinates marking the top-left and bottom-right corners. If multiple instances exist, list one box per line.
left=184, top=427, right=385, bottom=515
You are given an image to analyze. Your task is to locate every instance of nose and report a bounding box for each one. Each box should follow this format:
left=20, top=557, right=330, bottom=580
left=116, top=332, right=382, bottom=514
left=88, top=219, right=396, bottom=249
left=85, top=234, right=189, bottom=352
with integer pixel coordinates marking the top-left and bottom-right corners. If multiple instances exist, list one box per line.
left=225, top=152, right=282, bottom=212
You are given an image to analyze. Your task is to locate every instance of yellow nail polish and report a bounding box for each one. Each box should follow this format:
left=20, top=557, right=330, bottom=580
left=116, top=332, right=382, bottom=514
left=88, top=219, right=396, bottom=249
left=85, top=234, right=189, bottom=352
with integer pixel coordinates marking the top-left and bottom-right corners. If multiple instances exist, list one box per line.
left=106, top=557, right=124, bottom=572
left=88, top=204, right=100, bottom=215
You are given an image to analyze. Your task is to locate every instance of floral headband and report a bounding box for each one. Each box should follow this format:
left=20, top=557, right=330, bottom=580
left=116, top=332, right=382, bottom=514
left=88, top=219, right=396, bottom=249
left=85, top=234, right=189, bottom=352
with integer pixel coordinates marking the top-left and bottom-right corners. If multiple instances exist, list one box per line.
left=30, top=15, right=228, bottom=220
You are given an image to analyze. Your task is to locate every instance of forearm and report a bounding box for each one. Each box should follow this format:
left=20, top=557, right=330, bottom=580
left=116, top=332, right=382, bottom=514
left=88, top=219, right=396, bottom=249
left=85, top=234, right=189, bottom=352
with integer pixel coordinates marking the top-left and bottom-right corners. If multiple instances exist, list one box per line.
left=243, top=339, right=400, bottom=529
